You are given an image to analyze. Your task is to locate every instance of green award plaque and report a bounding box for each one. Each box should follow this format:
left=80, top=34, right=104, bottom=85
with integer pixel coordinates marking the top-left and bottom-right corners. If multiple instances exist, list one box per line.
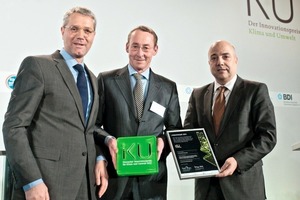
left=117, top=135, right=158, bottom=176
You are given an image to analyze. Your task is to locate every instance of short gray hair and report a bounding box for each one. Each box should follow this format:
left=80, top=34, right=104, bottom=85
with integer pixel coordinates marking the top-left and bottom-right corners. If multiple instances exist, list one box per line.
left=63, top=7, right=97, bottom=30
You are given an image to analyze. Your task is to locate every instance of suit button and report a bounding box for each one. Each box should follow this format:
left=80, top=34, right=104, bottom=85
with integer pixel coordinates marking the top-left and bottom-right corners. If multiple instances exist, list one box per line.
left=82, top=152, right=87, bottom=156
left=214, top=143, right=218, bottom=146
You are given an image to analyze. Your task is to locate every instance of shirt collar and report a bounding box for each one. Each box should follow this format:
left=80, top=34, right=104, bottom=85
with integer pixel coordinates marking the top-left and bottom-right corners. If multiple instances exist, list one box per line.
left=60, top=48, right=84, bottom=68
left=127, top=64, right=150, bottom=80
left=214, top=74, right=237, bottom=92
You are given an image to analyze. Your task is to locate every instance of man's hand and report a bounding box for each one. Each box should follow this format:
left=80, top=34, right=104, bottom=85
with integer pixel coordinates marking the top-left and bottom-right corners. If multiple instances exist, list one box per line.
left=157, top=137, right=164, bottom=161
left=216, top=157, right=237, bottom=178
left=95, top=160, right=109, bottom=198
left=107, top=137, right=118, bottom=169
left=25, top=182, right=49, bottom=200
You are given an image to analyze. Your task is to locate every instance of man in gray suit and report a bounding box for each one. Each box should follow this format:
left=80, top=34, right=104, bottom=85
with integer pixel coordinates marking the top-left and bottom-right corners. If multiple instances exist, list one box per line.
left=184, top=40, right=277, bottom=200
left=95, top=25, right=182, bottom=199
left=2, top=7, right=108, bottom=200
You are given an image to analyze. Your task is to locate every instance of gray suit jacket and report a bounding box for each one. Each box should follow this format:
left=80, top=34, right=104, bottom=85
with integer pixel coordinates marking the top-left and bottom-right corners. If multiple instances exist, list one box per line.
left=95, top=66, right=182, bottom=199
left=184, top=76, right=277, bottom=200
left=2, top=51, right=101, bottom=200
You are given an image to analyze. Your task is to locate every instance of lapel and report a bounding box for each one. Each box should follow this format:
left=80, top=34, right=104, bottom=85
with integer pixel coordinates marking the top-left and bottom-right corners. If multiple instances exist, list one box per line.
left=114, top=66, right=136, bottom=118
left=85, top=66, right=97, bottom=128
left=219, top=76, right=244, bottom=136
left=143, top=70, right=161, bottom=114
left=204, top=83, right=214, bottom=129
left=51, top=51, right=86, bottom=126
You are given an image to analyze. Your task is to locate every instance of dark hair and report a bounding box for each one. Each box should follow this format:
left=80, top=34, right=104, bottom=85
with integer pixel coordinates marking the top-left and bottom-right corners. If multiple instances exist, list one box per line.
left=127, top=25, right=158, bottom=46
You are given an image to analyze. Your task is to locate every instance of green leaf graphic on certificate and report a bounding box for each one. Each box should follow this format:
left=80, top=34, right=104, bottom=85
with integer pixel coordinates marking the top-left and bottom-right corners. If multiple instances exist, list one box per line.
left=196, top=132, right=217, bottom=166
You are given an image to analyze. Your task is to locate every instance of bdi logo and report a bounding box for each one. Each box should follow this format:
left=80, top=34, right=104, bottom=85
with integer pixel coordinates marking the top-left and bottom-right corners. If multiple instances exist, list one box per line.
left=247, top=0, right=294, bottom=23
left=277, top=93, right=293, bottom=101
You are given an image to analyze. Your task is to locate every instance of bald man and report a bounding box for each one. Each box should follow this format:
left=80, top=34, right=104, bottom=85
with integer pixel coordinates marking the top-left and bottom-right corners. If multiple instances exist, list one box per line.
left=184, top=40, right=276, bottom=200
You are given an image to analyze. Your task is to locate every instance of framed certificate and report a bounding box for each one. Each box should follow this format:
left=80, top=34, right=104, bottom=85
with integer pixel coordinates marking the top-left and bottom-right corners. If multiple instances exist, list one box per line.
left=116, top=135, right=158, bottom=176
left=166, top=128, right=220, bottom=179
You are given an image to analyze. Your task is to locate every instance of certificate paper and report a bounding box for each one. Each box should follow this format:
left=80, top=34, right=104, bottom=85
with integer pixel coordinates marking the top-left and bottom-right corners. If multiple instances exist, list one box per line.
left=166, top=128, right=220, bottom=179
left=116, top=136, right=158, bottom=176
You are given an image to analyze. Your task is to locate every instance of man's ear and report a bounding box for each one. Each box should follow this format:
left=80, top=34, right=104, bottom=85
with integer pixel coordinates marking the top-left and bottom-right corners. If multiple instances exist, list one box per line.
left=153, top=45, right=158, bottom=55
left=61, top=27, right=65, bottom=38
left=126, top=43, right=129, bottom=53
left=235, top=56, right=238, bottom=64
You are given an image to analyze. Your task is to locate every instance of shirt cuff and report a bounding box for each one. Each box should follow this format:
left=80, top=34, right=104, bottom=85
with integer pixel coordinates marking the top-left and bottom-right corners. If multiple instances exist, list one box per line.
left=23, top=179, right=44, bottom=191
left=104, top=135, right=115, bottom=145
left=96, top=155, right=106, bottom=162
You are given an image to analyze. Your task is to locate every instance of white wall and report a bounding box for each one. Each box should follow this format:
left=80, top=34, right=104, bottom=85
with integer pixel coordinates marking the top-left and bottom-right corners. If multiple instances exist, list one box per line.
left=1, top=0, right=300, bottom=199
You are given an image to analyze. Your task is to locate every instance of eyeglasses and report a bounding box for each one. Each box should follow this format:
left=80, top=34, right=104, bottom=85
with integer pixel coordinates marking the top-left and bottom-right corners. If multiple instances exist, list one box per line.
left=130, top=44, right=153, bottom=53
left=64, top=25, right=95, bottom=36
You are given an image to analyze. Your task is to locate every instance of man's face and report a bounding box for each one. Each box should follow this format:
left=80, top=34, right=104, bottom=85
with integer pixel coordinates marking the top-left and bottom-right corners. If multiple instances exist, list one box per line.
left=208, top=41, right=238, bottom=85
left=126, top=30, right=158, bottom=73
left=61, top=13, right=95, bottom=63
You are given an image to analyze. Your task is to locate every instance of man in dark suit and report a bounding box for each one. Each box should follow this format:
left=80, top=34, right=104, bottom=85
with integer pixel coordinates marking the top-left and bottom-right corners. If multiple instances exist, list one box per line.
left=95, top=25, right=182, bottom=200
left=2, top=7, right=108, bottom=200
left=184, top=40, right=277, bottom=200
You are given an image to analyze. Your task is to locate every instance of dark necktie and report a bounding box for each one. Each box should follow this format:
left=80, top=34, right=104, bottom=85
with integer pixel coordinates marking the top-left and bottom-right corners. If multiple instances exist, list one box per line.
left=73, top=64, right=88, bottom=120
left=133, top=73, right=144, bottom=121
left=213, top=86, right=226, bottom=135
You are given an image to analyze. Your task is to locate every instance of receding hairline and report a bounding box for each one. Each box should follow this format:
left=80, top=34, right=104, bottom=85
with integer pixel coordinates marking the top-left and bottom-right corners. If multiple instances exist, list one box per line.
left=208, top=40, right=236, bottom=57
left=126, top=25, right=158, bottom=46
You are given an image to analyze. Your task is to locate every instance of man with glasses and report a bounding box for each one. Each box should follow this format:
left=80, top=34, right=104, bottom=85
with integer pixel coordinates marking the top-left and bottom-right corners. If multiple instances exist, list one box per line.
left=3, top=7, right=108, bottom=200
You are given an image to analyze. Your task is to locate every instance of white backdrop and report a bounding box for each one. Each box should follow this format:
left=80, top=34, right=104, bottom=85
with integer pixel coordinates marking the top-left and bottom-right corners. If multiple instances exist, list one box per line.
left=1, top=0, right=300, bottom=199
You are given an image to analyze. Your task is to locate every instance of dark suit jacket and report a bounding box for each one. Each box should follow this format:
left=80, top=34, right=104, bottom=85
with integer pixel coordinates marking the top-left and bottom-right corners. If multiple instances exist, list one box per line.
left=95, top=66, right=182, bottom=199
left=184, top=76, right=276, bottom=200
left=2, top=51, right=101, bottom=200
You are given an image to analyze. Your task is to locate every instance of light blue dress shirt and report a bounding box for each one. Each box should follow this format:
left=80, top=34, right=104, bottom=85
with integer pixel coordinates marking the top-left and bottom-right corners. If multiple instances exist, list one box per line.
left=60, top=48, right=93, bottom=124
left=128, top=64, right=150, bottom=98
